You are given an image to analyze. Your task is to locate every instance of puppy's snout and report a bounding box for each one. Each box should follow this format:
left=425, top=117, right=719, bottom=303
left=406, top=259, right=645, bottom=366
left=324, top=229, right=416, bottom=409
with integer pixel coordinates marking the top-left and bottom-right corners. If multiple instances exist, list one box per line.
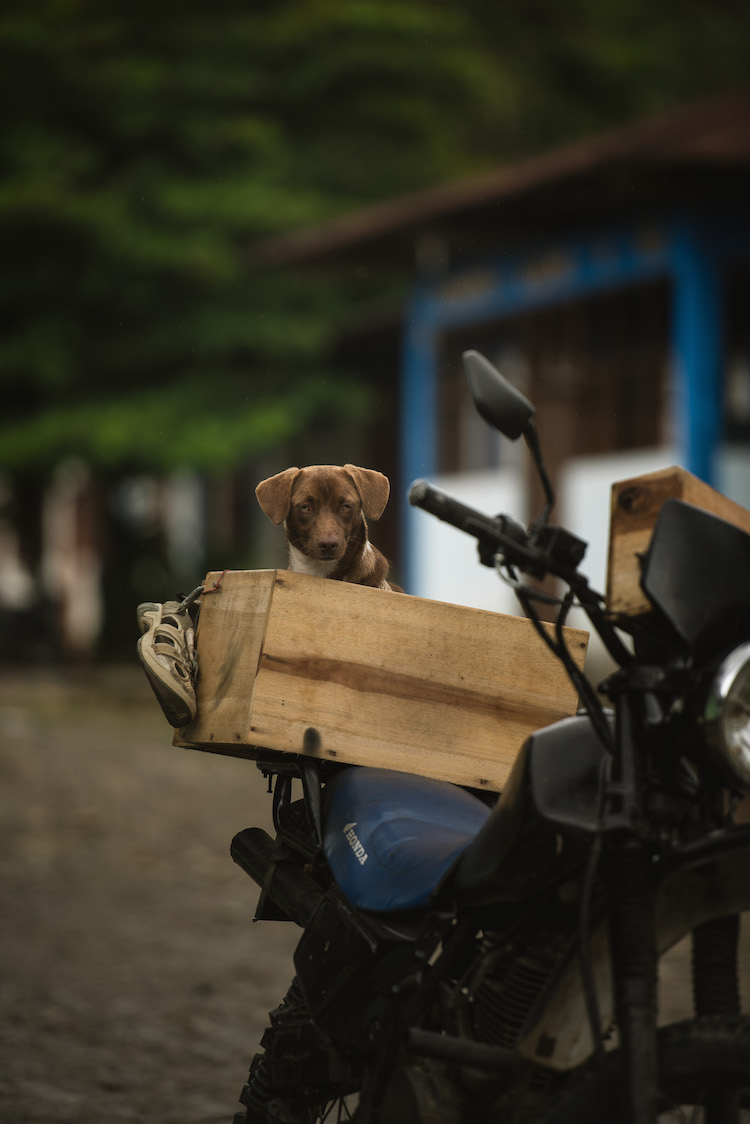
left=317, top=537, right=340, bottom=557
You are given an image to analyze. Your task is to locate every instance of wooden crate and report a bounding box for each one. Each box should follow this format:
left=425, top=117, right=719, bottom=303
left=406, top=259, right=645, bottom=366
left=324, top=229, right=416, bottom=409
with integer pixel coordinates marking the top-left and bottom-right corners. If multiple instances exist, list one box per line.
left=174, top=569, right=588, bottom=792
left=606, top=465, right=750, bottom=619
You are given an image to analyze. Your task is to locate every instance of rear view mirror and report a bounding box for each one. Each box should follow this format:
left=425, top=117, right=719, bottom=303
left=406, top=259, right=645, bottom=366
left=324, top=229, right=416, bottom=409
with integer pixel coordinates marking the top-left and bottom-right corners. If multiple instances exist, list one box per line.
left=463, top=348, right=555, bottom=525
left=463, top=350, right=535, bottom=441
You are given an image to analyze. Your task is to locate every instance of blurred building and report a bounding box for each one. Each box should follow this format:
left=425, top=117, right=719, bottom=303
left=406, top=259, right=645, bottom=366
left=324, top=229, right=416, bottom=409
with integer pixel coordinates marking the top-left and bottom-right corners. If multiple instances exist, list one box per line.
left=5, top=88, right=750, bottom=661
left=257, top=86, right=750, bottom=615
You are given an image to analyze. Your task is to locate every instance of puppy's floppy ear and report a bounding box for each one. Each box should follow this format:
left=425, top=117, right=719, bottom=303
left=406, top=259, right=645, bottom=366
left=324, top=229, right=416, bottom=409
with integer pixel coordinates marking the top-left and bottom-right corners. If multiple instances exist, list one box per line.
left=344, top=464, right=390, bottom=520
left=255, top=468, right=300, bottom=525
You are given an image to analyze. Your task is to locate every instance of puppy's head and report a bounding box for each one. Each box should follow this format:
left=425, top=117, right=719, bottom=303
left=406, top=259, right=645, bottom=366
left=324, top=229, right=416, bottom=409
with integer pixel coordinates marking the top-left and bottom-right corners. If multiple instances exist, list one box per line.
left=256, top=464, right=390, bottom=563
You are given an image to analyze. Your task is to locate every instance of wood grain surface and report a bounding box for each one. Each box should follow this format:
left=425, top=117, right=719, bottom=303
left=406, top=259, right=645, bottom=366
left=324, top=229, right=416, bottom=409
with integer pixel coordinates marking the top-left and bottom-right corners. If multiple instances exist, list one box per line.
left=176, top=570, right=588, bottom=792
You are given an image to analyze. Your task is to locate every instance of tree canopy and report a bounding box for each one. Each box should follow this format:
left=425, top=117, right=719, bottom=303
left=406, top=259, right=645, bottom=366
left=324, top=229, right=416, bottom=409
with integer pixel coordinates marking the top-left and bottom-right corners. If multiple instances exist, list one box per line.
left=2, top=0, right=748, bottom=474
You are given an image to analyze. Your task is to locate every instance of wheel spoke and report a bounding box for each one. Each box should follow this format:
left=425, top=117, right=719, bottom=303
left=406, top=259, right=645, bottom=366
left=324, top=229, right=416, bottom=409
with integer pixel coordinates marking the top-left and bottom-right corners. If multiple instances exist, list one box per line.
left=319, top=1096, right=357, bottom=1122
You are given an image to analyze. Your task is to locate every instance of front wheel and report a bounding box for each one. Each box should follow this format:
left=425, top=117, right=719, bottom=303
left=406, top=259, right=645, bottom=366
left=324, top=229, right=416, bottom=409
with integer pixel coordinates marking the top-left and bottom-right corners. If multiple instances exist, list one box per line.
left=233, top=1061, right=359, bottom=1124
left=232, top=976, right=361, bottom=1124
left=538, top=1016, right=750, bottom=1123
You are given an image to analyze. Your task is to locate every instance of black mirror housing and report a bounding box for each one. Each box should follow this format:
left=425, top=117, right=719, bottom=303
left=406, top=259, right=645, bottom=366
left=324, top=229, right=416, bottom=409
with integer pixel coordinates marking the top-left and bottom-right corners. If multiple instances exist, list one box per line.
left=463, top=350, right=535, bottom=441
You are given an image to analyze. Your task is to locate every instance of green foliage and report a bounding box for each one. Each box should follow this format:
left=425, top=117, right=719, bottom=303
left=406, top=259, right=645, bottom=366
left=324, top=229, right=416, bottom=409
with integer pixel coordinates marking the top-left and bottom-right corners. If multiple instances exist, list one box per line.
left=0, top=372, right=373, bottom=474
left=462, top=0, right=750, bottom=152
left=1, top=0, right=748, bottom=473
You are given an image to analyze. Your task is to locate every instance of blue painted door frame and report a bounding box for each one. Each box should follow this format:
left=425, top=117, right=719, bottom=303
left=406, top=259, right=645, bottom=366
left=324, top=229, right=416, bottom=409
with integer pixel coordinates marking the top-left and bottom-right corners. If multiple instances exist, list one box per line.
left=400, top=210, right=750, bottom=572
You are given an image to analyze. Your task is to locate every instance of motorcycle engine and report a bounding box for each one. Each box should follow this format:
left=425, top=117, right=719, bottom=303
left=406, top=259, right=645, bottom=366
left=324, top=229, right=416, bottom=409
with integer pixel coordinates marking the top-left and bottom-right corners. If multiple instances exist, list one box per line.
left=456, top=912, right=579, bottom=1115
left=467, top=923, right=571, bottom=1049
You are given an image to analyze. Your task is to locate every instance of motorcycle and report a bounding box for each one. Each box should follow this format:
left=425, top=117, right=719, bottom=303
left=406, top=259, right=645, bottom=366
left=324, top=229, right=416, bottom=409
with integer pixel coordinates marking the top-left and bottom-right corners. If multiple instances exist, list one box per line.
left=226, top=350, right=750, bottom=1124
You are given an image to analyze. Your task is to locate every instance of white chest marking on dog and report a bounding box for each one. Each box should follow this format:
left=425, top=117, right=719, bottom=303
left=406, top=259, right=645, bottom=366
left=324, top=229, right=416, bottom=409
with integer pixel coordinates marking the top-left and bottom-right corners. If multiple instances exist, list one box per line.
left=287, top=543, right=338, bottom=578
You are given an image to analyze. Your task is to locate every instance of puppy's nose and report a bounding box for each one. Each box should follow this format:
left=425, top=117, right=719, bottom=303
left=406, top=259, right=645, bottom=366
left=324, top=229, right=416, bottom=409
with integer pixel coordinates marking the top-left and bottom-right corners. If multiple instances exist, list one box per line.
left=318, top=537, right=339, bottom=557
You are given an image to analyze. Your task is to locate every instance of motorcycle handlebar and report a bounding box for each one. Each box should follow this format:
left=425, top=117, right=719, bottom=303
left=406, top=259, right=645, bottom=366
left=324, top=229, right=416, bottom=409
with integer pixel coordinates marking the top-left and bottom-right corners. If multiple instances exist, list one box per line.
left=409, top=476, right=632, bottom=676
left=408, top=479, right=528, bottom=559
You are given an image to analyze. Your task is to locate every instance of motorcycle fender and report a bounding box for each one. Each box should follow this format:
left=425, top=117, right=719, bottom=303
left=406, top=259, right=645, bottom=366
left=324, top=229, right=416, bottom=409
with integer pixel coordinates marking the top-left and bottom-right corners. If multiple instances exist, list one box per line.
left=515, top=825, right=750, bottom=1072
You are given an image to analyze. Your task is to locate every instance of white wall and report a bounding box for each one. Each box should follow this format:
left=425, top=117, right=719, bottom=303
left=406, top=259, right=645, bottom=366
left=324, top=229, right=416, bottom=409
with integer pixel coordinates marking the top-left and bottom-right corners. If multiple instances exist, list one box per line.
left=720, top=447, right=750, bottom=511
left=559, top=448, right=679, bottom=679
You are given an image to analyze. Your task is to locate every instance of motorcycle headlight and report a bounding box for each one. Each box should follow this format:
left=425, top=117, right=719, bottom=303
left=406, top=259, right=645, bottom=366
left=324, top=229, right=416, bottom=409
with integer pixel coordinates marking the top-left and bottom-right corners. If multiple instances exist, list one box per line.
left=704, top=642, right=750, bottom=790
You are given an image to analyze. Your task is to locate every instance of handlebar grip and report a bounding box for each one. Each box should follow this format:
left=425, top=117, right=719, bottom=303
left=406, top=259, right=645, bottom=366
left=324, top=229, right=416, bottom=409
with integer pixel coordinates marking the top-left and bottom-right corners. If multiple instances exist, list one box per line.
left=408, top=479, right=508, bottom=542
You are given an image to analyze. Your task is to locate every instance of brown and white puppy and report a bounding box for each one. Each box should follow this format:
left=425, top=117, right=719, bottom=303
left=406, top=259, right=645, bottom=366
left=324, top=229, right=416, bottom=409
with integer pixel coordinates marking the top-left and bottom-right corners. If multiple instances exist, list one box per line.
left=255, top=464, right=402, bottom=591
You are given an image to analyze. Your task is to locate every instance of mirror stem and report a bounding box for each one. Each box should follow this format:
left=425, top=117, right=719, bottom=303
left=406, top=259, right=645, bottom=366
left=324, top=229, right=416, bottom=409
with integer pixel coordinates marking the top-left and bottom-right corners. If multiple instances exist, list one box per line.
left=524, top=419, right=555, bottom=533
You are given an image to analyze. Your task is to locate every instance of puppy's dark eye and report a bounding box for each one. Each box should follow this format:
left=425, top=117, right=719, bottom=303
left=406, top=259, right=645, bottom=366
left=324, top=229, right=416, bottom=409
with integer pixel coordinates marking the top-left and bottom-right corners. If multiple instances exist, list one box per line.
left=298, top=503, right=311, bottom=513
left=340, top=502, right=353, bottom=512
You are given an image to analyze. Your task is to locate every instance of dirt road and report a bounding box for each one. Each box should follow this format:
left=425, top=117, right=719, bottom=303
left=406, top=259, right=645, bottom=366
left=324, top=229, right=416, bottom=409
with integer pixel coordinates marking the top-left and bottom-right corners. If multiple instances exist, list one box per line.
left=0, top=665, right=299, bottom=1124
left=1, top=665, right=747, bottom=1124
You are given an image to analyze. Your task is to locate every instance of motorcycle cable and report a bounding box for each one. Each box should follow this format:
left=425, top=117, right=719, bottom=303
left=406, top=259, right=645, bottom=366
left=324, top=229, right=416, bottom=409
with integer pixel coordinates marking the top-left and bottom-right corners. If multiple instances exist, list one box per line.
left=512, top=578, right=615, bottom=755
left=574, top=813, right=613, bottom=1122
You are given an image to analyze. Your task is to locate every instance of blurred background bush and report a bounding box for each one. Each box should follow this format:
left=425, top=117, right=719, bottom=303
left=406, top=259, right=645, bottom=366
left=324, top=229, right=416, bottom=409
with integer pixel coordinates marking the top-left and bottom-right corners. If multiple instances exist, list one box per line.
left=1, top=0, right=748, bottom=659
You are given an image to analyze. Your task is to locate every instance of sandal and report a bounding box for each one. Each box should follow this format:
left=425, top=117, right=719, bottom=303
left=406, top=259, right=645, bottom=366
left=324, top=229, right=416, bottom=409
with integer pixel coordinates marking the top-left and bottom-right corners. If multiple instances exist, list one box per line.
left=136, top=600, right=198, bottom=727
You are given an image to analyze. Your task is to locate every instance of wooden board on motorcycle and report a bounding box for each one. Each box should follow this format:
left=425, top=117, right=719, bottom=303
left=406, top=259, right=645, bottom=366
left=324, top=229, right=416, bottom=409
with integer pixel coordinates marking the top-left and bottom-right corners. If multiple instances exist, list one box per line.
left=606, top=465, right=750, bottom=619
left=173, top=569, right=589, bottom=792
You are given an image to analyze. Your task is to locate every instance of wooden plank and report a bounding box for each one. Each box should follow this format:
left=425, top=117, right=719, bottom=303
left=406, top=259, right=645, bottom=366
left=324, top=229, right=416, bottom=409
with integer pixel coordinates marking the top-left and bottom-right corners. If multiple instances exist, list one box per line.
left=176, top=569, right=588, bottom=792
left=606, top=465, right=750, bottom=618
left=252, top=572, right=586, bottom=790
left=177, top=570, right=275, bottom=749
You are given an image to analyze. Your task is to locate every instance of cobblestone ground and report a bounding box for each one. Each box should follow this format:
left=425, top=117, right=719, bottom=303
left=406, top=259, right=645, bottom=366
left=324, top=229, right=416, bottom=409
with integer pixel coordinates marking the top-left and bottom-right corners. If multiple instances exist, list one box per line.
left=0, top=665, right=299, bottom=1124
left=0, top=665, right=747, bottom=1124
